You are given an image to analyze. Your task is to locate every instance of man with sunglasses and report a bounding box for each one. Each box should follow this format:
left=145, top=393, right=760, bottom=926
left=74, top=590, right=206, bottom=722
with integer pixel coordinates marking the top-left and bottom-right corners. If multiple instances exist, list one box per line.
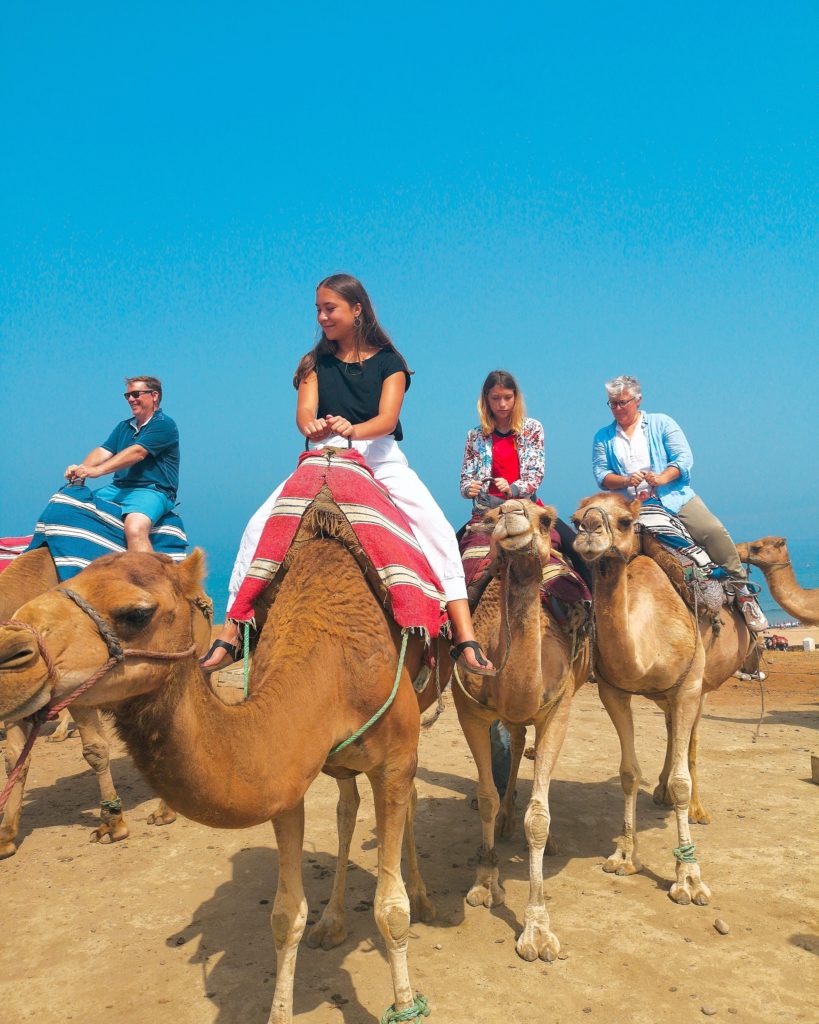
left=591, top=374, right=768, bottom=631
left=64, top=376, right=180, bottom=552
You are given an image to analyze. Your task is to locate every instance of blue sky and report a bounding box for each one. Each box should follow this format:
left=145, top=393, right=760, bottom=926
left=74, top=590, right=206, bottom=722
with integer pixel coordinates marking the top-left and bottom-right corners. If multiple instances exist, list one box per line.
left=2, top=3, right=817, bottom=613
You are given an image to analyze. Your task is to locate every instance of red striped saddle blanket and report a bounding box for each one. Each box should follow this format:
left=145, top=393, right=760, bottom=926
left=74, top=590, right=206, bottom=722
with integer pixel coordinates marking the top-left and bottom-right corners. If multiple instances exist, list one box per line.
left=228, top=448, right=447, bottom=639
left=0, top=536, right=33, bottom=574
left=459, top=513, right=591, bottom=622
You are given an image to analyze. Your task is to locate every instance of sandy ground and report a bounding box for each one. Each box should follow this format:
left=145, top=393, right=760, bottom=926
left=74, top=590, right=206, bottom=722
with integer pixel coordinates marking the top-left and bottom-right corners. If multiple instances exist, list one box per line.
left=1, top=651, right=817, bottom=1024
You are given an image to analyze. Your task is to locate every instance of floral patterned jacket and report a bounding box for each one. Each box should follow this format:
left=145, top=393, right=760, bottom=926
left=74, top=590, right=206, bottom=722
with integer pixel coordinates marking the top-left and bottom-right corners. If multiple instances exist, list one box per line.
left=459, top=417, right=545, bottom=508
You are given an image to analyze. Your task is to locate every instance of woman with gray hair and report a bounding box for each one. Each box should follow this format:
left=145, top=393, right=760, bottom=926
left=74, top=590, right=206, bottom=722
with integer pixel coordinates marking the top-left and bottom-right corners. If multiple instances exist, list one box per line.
left=591, top=374, right=768, bottom=631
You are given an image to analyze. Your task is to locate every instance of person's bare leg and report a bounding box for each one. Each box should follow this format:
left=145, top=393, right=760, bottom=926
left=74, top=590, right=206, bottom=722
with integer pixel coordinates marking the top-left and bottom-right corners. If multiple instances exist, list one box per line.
left=447, top=598, right=494, bottom=671
left=123, top=512, right=153, bottom=552
left=200, top=620, right=240, bottom=670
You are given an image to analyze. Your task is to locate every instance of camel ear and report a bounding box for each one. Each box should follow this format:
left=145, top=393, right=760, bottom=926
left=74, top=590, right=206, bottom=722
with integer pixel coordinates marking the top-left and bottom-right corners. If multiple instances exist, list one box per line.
left=177, top=547, right=207, bottom=599
left=538, top=505, right=557, bottom=534
left=629, top=498, right=642, bottom=520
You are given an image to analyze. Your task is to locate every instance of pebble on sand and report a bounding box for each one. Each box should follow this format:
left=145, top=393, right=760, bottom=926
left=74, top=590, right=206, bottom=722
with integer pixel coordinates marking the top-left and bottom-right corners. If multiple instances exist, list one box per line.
left=702, top=1007, right=717, bottom=1016
left=714, top=919, right=730, bottom=935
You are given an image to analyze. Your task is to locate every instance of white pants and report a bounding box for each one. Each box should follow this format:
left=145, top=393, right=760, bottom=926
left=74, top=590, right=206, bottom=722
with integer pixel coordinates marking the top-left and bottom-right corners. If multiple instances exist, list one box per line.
left=227, top=435, right=467, bottom=608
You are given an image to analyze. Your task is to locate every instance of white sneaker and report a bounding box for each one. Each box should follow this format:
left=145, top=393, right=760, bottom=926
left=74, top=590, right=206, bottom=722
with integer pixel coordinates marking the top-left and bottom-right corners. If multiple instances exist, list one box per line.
left=738, top=596, right=769, bottom=632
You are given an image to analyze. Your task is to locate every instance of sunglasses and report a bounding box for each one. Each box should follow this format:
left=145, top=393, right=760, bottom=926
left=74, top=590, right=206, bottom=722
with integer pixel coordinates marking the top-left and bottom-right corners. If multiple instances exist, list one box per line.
left=124, top=390, right=156, bottom=399
left=608, top=397, right=636, bottom=410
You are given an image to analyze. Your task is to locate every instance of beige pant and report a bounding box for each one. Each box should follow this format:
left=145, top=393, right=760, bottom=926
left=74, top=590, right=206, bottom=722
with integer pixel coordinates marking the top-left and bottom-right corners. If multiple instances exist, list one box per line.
left=677, top=495, right=744, bottom=578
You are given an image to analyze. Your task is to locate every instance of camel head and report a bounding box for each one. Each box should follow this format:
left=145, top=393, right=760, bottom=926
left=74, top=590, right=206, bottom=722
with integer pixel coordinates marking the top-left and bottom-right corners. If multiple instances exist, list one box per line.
left=571, top=493, right=641, bottom=565
left=473, top=499, right=557, bottom=571
left=0, top=549, right=209, bottom=724
left=736, top=536, right=790, bottom=569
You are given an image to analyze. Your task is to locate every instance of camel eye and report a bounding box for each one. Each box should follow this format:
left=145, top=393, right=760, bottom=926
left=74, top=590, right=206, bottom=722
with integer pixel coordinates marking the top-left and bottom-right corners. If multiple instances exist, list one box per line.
left=113, top=605, right=156, bottom=633
left=618, top=518, right=633, bottom=530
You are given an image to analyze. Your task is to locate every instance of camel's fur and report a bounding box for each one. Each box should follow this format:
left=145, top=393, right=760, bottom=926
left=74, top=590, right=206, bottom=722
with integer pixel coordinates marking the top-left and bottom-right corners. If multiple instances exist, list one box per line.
left=737, top=536, right=819, bottom=625
left=453, top=499, right=590, bottom=961
left=0, top=547, right=181, bottom=858
left=0, top=525, right=431, bottom=1023
left=572, top=493, right=753, bottom=904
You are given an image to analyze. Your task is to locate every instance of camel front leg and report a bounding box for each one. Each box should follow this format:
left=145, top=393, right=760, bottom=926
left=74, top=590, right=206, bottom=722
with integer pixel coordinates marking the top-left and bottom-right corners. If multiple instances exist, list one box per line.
left=597, top=680, right=643, bottom=876
left=496, top=722, right=526, bottom=841
left=307, top=776, right=360, bottom=950
left=666, top=684, right=711, bottom=906
left=269, top=801, right=308, bottom=1024
left=516, top=697, right=572, bottom=962
left=458, top=708, right=505, bottom=908
left=0, top=721, right=32, bottom=859
left=71, top=707, right=129, bottom=845
left=369, top=763, right=418, bottom=1024
left=404, top=781, right=435, bottom=922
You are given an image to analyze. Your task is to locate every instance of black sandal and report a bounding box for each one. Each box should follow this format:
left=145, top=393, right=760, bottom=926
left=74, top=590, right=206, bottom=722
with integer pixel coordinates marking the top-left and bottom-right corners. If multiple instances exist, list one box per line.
left=199, top=639, right=241, bottom=673
left=450, top=640, right=496, bottom=677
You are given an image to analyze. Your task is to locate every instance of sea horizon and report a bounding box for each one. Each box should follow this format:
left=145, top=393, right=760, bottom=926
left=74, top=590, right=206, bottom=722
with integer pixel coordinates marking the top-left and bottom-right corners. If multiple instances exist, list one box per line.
left=203, top=537, right=818, bottom=629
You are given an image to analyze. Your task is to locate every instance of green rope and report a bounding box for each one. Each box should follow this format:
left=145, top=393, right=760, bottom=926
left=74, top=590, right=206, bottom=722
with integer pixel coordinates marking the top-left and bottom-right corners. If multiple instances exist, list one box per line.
left=330, top=631, right=409, bottom=757
left=380, top=993, right=430, bottom=1024
left=243, top=622, right=250, bottom=699
left=101, top=797, right=122, bottom=814
left=673, top=842, right=698, bottom=864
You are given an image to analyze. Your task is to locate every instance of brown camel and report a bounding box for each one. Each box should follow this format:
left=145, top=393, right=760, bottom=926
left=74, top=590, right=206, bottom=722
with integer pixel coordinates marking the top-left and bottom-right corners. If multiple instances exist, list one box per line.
left=0, top=527, right=433, bottom=1022
left=572, top=493, right=753, bottom=904
left=737, top=537, right=819, bottom=625
left=452, top=499, right=589, bottom=961
left=0, top=547, right=179, bottom=858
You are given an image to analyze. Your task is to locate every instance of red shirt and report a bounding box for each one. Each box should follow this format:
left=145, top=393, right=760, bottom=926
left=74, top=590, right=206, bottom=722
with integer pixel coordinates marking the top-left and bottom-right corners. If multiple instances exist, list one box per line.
left=487, top=432, right=520, bottom=498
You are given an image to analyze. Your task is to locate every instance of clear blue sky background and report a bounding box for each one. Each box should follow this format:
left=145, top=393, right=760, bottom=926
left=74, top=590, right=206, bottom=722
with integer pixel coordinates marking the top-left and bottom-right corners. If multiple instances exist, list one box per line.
left=2, top=3, right=817, bottom=616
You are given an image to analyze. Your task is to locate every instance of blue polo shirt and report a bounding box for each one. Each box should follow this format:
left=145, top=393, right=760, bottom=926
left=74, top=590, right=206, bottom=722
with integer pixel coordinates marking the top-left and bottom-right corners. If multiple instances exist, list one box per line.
left=101, top=409, right=180, bottom=501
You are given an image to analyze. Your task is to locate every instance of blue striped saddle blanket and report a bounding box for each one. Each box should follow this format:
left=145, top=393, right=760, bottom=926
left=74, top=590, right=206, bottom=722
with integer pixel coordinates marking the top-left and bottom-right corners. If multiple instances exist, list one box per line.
left=26, top=485, right=188, bottom=581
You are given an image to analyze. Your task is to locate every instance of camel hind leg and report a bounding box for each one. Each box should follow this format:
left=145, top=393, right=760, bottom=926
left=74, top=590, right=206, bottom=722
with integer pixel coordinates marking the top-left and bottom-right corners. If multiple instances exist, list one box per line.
left=47, top=709, right=75, bottom=742
left=597, top=680, right=643, bottom=876
left=0, top=721, right=33, bottom=858
left=496, top=722, right=526, bottom=841
left=306, top=776, right=360, bottom=950
left=457, top=709, right=505, bottom=908
left=71, top=707, right=130, bottom=845
left=269, top=801, right=308, bottom=1024
left=404, top=780, right=435, bottom=922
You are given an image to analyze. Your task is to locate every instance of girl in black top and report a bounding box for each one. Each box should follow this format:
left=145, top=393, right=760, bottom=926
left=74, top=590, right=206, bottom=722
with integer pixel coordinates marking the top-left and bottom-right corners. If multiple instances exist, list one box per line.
left=201, top=273, right=493, bottom=676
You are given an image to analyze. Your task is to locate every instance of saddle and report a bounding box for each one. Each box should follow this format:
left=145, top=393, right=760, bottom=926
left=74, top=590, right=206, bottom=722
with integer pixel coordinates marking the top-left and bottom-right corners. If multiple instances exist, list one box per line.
left=227, top=448, right=448, bottom=642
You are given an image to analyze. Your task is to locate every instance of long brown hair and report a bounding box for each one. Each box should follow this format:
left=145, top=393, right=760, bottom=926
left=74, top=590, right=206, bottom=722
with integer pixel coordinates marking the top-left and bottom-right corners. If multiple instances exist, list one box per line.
left=477, top=369, right=527, bottom=435
left=292, top=273, right=413, bottom=388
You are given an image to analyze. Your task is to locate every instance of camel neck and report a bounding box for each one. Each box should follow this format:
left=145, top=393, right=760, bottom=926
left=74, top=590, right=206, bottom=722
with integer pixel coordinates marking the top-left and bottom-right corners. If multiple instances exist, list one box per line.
left=762, top=561, right=819, bottom=622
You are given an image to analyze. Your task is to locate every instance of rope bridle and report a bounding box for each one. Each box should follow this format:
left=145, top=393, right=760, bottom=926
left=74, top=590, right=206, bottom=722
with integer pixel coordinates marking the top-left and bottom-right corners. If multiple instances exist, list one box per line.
left=0, top=588, right=207, bottom=813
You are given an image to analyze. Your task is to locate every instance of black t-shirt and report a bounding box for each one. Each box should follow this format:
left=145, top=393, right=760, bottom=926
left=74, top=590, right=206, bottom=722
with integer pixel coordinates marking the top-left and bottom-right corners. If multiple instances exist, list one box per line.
left=316, top=349, right=411, bottom=441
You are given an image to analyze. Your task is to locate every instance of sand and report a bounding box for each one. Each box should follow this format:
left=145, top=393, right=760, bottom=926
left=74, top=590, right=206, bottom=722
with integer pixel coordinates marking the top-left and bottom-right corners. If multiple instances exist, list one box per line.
left=1, top=653, right=817, bottom=1023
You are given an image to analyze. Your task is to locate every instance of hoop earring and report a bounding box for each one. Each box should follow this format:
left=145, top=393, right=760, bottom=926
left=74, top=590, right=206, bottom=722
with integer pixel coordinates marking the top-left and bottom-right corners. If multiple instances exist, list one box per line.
left=353, top=315, right=362, bottom=327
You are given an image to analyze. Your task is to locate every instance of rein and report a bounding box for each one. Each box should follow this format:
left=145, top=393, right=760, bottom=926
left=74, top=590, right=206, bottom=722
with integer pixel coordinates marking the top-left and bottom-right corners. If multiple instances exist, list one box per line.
left=0, top=589, right=205, bottom=814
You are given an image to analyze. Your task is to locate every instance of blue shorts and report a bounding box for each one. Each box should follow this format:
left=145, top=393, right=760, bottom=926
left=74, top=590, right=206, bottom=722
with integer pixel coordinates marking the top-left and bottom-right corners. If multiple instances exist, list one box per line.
left=95, top=484, right=175, bottom=525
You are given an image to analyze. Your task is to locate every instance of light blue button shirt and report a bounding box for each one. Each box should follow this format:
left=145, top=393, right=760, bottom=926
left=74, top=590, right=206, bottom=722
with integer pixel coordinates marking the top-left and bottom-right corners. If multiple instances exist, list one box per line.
left=591, top=411, right=695, bottom=514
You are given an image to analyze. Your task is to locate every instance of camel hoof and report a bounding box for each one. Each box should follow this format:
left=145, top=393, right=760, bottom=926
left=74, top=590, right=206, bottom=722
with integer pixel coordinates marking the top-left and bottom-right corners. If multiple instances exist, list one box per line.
left=90, top=820, right=130, bottom=845
left=669, top=884, right=691, bottom=905
left=466, top=880, right=505, bottom=909
left=652, top=783, right=673, bottom=808
left=147, top=809, right=177, bottom=826
left=604, top=856, right=640, bottom=876
left=0, top=840, right=17, bottom=860
left=516, top=922, right=560, bottom=963
left=306, top=916, right=347, bottom=951
left=523, top=746, right=535, bottom=761
left=688, top=807, right=712, bottom=826
left=409, top=890, right=436, bottom=924
left=545, top=834, right=560, bottom=857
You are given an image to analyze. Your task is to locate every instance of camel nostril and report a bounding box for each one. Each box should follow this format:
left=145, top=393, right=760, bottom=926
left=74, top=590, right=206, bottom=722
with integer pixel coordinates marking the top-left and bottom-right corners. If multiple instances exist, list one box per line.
left=0, top=647, right=36, bottom=669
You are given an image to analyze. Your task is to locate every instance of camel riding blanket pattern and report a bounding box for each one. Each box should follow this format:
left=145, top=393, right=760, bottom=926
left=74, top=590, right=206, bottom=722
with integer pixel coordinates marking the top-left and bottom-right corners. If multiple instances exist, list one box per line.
left=0, top=536, right=33, bottom=574
left=459, top=513, right=592, bottom=621
left=26, top=485, right=188, bottom=580
left=228, top=448, right=447, bottom=638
